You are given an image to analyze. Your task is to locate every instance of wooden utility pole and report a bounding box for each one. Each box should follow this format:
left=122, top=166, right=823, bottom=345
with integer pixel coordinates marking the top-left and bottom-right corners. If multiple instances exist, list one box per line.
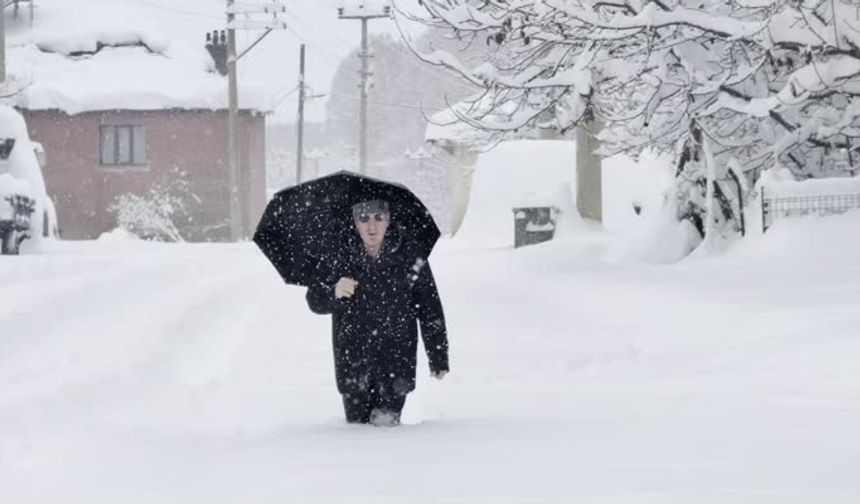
left=296, top=43, right=306, bottom=185
left=359, top=18, right=369, bottom=176
left=224, top=0, right=286, bottom=240
left=338, top=4, right=391, bottom=175
left=226, top=0, right=241, bottom=241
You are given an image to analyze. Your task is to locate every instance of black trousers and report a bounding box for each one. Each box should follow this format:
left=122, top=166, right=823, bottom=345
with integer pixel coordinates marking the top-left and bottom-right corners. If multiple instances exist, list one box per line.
left=342, top=385, right=407, bottom=424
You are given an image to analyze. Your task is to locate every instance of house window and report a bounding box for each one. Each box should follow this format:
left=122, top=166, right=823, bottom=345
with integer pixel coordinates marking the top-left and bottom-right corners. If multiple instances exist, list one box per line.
left=100, top=125, right=147, bottom=166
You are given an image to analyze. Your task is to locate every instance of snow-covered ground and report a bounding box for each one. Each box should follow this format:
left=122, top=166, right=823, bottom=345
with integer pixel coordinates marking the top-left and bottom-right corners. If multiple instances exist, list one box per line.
left=1, top=208, right=859, bottom=502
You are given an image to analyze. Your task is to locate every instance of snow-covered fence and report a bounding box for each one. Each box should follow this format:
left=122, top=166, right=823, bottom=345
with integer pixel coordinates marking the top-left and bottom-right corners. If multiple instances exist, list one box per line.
left=762, top=189, right=860, bottom=232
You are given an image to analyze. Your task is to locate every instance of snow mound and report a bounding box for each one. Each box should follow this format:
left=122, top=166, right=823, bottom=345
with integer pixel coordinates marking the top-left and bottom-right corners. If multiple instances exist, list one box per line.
left=453, top=140, right=577, bottom=248
left=97, top=228, right=140, bottom=242
left=760, top=168, right=860, bottom=197
left=732, top=210, right=860, bottom=267
left=0, top=106, right=40, bottom=196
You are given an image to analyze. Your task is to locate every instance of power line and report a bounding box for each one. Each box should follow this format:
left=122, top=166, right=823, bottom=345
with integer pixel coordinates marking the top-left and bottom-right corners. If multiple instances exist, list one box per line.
left=287, top=1, right=474, bottom=93
left=288, top=4, right=476, bottom=113
left=286, top=3, right=445, bottom=95
left=137, top=0, right=224, bottom=20
left=329, top=91, right=448, bottom=112
left=287, top=2, right=359, bottom=52
left=274, top=84, right=300, bottom=107
left=285, top=26, right=347, bottom=71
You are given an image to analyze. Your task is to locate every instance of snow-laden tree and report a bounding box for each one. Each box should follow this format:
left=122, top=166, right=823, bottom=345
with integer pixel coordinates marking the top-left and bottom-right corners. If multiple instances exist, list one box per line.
left=402, top=0, right=860, bottom=242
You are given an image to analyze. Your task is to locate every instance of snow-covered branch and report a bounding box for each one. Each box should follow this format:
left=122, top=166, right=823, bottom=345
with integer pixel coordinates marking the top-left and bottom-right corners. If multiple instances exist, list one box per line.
left=412, top=0, right=860, bottom=241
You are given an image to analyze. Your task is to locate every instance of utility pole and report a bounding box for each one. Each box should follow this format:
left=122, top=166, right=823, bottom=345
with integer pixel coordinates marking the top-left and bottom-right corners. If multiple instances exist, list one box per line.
left=358, top=18, right=369, bottom=176
left=1, top=0, right=6, bottom=83
left=224, top=0, right=286, bottom=240
left=406, top=147, right=433, bottom=191
left=338, top=4, right=391, bottom=176
left=227, top=0, right=240, bottom=241
left=296, top=43, right=305, bottom=185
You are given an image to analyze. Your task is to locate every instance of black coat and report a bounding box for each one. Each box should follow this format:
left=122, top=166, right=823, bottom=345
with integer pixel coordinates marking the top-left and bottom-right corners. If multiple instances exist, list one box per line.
left=305, top=229, right=449, bottom=396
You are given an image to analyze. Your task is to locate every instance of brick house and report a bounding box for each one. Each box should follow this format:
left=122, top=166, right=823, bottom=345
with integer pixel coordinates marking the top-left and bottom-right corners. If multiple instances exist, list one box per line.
left=22, top=107, right=266, bottom=241
left=8, top=19, right=269, bottom=241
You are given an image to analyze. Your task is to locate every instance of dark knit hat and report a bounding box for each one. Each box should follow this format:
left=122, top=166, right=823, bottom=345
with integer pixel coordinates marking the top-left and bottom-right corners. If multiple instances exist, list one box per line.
left=352, top=199, right=390, bottom=220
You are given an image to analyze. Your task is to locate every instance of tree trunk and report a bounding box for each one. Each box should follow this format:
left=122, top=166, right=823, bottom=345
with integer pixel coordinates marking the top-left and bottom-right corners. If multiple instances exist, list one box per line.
left=576, top=115, right=602, bottom=223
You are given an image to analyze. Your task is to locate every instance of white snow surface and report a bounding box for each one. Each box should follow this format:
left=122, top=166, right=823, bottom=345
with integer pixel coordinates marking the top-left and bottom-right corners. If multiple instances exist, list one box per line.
left=5, top=134, right=860, bottom=504
left=5, top=134, right=856, bottom=501
left=2, top=210, right=860, bottom=502
left=1, top=132, right=859, bottom=503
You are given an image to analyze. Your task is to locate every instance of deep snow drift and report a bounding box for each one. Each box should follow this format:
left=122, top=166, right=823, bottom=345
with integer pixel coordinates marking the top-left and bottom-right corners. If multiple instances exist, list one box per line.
left=1, top=208, right=859, bottom=502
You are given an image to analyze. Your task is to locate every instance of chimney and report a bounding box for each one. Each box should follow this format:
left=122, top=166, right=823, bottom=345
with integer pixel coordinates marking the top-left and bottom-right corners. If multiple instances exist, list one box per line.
left=205, top=30, right=228, bottom=76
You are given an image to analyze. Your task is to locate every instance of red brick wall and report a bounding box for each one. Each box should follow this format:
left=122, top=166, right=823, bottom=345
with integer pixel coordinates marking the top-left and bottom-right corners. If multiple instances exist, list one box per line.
left=22, top=109, right=266, bottom=241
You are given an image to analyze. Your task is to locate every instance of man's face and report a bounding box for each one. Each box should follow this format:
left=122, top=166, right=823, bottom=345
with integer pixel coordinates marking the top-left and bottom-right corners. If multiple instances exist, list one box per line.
left=354, top=212, right=390, bottom=249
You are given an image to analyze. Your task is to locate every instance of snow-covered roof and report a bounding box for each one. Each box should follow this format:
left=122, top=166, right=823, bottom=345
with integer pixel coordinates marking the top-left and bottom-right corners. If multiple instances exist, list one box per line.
left=3, top=0, right=271, bottom=114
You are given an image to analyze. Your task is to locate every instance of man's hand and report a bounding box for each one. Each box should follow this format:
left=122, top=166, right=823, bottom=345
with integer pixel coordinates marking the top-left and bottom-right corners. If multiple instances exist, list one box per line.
left=431, top=370, right=448, bottom=380
left=335, top=277, right=359, bottom=299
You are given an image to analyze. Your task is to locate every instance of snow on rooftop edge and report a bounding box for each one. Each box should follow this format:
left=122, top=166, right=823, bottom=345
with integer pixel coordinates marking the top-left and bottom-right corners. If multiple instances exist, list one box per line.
left=7, top=44, right=272, bottom=114
left=3, top=0, right=272, bottom=114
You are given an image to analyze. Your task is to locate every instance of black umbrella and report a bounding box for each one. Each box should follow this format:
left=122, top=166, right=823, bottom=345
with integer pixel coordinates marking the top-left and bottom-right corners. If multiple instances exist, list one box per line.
left=253, top=171, right=441, bottom=287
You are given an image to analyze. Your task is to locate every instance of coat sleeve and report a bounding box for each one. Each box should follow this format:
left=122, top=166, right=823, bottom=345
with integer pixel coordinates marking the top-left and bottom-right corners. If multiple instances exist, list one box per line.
left=413, top=261, right=449, bottom=373
left=306, top=281, right=335, bottom=315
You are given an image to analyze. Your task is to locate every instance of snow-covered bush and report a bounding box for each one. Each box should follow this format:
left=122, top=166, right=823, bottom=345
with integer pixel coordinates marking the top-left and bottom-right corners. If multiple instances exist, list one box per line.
left=109, top=169, right=193, bottom=242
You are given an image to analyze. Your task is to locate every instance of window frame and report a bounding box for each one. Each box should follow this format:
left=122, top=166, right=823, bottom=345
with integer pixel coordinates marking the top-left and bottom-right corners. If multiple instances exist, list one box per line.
left=99, top=125, right=148, bottom=167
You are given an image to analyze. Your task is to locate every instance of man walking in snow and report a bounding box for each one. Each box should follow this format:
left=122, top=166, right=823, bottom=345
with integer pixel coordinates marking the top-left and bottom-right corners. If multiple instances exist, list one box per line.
left=305, top=200, right=450, bottom=426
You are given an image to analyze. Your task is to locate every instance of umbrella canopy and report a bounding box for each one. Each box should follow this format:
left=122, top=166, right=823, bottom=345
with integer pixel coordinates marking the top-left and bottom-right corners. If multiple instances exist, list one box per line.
left=254, top=171, right=441, bottom=287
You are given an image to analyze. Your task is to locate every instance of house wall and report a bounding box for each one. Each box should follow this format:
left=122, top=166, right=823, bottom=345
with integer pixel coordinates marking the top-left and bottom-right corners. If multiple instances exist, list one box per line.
left=22, top=109, right=266, bottom=241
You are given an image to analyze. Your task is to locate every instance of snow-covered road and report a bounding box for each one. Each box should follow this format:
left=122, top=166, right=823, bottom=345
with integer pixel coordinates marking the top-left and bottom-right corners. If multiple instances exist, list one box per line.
left=1, top=217, right=859, bottom=503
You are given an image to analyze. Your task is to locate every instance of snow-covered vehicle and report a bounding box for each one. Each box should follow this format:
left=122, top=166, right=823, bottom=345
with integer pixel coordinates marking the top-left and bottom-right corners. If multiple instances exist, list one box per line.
left=0, top=105, right=59, bottom=254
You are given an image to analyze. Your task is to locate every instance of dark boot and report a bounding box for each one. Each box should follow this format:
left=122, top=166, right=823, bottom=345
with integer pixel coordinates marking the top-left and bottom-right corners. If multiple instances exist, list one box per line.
left=368, top=387, right=407, bottom=427
left=342, top=392, right=372, bottom=424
